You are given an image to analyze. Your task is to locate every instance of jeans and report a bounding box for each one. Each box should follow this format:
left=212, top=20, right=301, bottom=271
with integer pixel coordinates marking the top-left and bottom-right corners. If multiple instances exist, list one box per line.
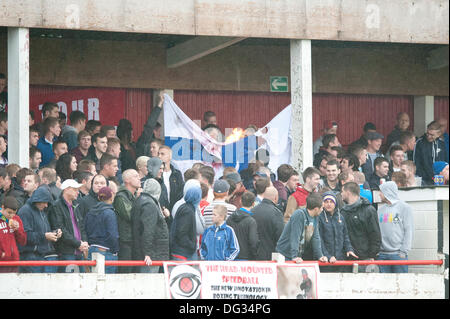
left=59, top=254, right=85, bottom=273
left=19, top=254, right=58, bottom=273
left=88, top=246, right=118, bottom=274
left=377, top=253, right=408, bottom=273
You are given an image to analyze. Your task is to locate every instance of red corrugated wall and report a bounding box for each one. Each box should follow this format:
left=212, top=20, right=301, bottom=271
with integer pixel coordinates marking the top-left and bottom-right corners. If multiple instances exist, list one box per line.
left=173, top=90, right=291, bottom=132
left=312, top=94, right=414, bottom=147
left=434, top=96, right=449, bottom=129
left=173, top=90, right=415, bottom=148
left=124, top=89, right=153, bottom=142
left=31, top=86, right=442, bottom=147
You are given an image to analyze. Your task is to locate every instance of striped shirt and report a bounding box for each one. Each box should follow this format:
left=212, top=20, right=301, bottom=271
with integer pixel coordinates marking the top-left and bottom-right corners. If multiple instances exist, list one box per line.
left=202, top=200, right=237, bottom=228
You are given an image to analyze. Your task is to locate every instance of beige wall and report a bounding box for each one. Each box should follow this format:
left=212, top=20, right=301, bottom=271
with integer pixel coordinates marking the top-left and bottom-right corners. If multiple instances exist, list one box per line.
left=0, top=273, right=445, bottom=299
left=0, top=0, right=448, bottom=44
left=0, top=33, right=448, bottom=96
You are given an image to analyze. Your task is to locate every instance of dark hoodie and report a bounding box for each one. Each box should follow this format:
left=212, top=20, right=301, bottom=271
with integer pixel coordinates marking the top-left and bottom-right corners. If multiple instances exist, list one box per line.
left=131, top=192, right=169, bottom=262
left=143, top=157, right=170, bottom=211
left=84, top=202, right=119, bottom=253
left=75, top=189, right=98, bottom=220
left=226, top=208, right=259, bottom=260
left=340, top=197, right=381, bottom=260
left=169, top=186, right=201, bottom=259
left=5, top=177, right=28, bottom=209
left=17, top=186, right=55, bottom=256
left=75, top=176, right=109, bottom=219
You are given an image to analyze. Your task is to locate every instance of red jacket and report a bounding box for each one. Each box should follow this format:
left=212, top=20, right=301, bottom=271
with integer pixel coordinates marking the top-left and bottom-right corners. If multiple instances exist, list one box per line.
left=0, top=215, right=27, bottom=273
left=291, top=186, right=311, bottom=207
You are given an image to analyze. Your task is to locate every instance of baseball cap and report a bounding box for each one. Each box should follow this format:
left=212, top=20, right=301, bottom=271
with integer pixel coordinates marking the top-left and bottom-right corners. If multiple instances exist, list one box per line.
left=323, top=120, right=338, bottom=130
left=253, top=171, right=268, bottom=178
left=225, top=172, right=242, bottom=184
left=366, top=131, right=384, bottom=140
left=60, top=179, right=83, bottom=190
left=213, top=180, right=230, bottom=194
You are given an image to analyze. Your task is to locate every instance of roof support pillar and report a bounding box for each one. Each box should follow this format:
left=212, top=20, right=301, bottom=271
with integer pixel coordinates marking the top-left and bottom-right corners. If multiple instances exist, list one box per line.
left=413, top=96, right=434, bottom=137
left=290, top=39, right=313, bottom=175
left=7, top=27, right=29, bottom=167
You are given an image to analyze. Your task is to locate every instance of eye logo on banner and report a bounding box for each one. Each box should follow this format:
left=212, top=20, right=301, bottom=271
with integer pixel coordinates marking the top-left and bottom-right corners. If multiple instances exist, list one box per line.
left=167, top=264, right=202, bottom=299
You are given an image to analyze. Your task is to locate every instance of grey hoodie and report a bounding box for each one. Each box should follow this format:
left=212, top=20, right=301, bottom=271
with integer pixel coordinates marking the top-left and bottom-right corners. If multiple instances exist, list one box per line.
left=378, top=181, right=414, bottom=254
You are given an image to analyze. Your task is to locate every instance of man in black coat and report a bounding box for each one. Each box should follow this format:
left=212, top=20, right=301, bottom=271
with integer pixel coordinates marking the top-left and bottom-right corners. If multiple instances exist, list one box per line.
left=413, top=121, right=448, bottom=185
left=131, top=178, right=169, bottom=273
left=144, top=157, right=170, bottom=212
left=227, top=191, right=259, bottom=261
left=48, top=179, right=89, bottom=272
left=251, top=186, right=284, bottom=261
left=340, top=182, right=381, bottom=271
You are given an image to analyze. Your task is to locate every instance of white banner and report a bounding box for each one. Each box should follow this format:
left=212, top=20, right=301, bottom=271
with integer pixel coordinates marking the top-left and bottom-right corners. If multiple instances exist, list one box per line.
left=163, top=261, right=320, bottom=299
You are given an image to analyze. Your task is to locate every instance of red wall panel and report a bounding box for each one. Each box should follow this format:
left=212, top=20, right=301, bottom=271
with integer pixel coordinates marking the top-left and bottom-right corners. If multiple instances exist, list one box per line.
left=28, top=86, right=422, bottom=148
left=125, top=89, right=153, bottom=142
left=434, top=96, right=449, bottom=129
left=313, top=94, right=414, bottom=147
left=173, top=90, right=291, bottom=135
left=174, top=90, right=414, bottom=148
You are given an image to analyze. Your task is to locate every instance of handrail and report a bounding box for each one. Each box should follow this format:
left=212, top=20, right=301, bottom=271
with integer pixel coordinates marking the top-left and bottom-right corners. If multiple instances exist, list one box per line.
left=0, top=259, right=444, bottom=267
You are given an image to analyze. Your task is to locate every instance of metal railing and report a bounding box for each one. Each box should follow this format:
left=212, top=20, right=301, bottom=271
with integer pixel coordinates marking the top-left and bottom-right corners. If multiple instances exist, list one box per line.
left=0, top=259, right=444, bottom=267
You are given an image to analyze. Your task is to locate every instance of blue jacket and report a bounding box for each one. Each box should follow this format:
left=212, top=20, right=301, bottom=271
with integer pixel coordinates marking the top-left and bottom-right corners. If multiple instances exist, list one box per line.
left=201, top=222, right=240, bottom=261
left=359, top=184, right=373, bottom=203
left=84, top=202, right=119, bottom=253
left=318, top=209, right=353, bottom=260
left=17, top=186, right=55, bottom=255
left=37, top=136, right=55, bottom=167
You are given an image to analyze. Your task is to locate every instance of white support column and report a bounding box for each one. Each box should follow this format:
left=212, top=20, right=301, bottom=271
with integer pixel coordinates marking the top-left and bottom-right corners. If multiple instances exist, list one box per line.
left=7, top=27, right=29, bottom=167
left=413, top=96, right=434, bottom=137
left=290, top=39, right=313, bottom=174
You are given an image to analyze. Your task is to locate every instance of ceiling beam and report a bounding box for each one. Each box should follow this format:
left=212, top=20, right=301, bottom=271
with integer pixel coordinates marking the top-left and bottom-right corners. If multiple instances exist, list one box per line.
left=167, top=36, right=246, bottom=68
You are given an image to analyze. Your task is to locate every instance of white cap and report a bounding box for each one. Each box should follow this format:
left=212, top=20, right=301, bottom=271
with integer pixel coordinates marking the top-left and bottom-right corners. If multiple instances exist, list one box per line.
left=60, top=179, right=83, bottom=190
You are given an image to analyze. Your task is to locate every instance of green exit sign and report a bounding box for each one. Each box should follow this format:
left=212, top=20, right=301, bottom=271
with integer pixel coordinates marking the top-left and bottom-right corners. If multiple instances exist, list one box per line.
left=270, top=76, right=288, bottom=92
